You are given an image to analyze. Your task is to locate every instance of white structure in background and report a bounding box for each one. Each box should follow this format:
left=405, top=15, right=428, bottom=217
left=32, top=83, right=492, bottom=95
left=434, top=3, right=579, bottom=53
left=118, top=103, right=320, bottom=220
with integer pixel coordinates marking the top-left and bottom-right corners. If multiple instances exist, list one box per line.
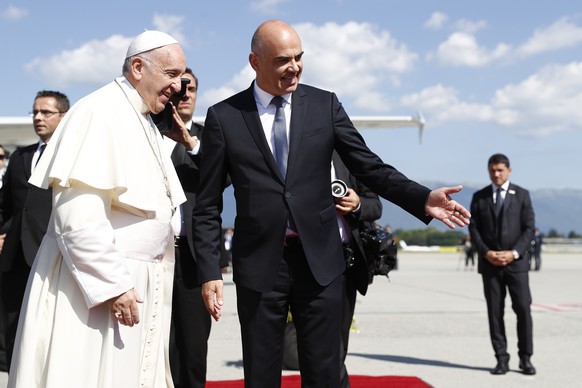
left=399, top=240, right=441, bottom=252
left=0, top=112, right=425, bottom=150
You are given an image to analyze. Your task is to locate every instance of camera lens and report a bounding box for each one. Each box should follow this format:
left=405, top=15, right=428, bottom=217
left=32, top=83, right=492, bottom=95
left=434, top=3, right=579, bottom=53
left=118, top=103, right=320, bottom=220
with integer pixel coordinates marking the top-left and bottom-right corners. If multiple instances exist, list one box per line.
left=331, top=179, right=348, bottom=198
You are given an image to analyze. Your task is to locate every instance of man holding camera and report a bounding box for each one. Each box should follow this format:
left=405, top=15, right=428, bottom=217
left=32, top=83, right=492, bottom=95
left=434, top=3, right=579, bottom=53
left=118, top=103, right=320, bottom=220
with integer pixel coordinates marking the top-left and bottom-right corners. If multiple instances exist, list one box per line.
left=331, top=153, right=382, bottom=387
left=159, top=67, right=212, bottom=388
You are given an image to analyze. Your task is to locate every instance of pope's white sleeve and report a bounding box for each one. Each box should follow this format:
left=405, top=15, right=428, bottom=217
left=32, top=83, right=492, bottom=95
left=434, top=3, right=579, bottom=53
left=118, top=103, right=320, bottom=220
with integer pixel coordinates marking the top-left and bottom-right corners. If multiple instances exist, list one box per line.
left=53, top=182, right=134, bottom=309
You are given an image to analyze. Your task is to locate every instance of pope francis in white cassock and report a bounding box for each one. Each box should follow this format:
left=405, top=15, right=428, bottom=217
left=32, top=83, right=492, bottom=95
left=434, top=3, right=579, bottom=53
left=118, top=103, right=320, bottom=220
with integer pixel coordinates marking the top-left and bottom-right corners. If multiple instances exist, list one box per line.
left=7, top=31, right=187, bottom=388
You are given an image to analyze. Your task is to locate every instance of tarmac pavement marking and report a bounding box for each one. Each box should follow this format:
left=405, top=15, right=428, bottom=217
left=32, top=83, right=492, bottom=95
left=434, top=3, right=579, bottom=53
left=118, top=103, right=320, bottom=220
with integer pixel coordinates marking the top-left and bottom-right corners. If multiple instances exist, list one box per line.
left=532, top=302, right=582, bottom=312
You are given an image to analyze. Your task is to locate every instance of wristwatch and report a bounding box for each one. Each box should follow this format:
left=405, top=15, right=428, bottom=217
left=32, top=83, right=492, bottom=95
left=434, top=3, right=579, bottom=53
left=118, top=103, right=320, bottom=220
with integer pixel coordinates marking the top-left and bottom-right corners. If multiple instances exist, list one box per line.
left=512, top=250, right=520, bottom=260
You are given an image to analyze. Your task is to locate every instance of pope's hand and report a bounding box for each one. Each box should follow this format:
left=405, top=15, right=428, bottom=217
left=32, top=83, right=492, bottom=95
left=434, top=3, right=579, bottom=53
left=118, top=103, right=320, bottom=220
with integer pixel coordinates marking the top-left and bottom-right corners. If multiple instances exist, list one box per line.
left=108, top=288, right=143, bottom=327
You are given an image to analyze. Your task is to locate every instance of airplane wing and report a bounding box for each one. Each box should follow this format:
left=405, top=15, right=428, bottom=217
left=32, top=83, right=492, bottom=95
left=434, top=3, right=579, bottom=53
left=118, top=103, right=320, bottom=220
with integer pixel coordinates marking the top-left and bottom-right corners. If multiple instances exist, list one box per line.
left=0, top=112, right=426, bottom=149
left=352, top=112, right=425, bottom=143
left=197, top=112, right=426, bottom=142
left=399, top=240, right=441, bottom=252
left=0, top=116, right=38, bottom=147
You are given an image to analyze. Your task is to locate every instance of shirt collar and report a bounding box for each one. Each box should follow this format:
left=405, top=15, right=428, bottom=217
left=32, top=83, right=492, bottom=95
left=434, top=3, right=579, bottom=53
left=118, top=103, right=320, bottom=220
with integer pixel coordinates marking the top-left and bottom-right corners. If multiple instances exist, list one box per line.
left=492, top=181, right=510, bottom=192
left=253, top=82, right=291, bottom=109
left=116, top=76, right=150, bottom=114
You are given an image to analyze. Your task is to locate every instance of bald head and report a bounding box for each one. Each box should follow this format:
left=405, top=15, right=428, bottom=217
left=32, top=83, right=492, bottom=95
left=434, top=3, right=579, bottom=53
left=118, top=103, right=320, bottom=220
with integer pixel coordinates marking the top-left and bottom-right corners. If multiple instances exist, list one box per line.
left=249, top=20, right=304, bottom=96
left=251, top=20, right=299, bottom=55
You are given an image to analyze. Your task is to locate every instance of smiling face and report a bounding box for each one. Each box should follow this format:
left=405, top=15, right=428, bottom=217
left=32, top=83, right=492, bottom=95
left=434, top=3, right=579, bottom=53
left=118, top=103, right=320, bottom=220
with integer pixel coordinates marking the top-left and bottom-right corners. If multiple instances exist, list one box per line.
left=130, top=44, right=186, bottom=114
left=249, top=21, right=303, bottom=96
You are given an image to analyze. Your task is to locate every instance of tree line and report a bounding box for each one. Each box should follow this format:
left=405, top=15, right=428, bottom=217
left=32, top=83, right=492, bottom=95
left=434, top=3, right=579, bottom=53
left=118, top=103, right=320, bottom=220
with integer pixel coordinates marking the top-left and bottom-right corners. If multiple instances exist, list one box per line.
left=393, top=227, right=466, bottom=247
left=392, top=227, right=580, bottom=247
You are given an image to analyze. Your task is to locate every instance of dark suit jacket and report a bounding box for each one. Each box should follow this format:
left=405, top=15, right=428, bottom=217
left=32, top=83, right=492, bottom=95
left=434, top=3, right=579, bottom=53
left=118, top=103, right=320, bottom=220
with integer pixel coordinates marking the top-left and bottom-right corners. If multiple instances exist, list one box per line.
left=332, top=152, right=382, bottom=296
left=170, top=123, right=230, bottom=277
left=170, top=123, right=203, bottom=260
left=193, top=83, right=431, bottom=292
left=0, top=143, right=52, bottom=271
left=469, top=183, right=535, bottom=274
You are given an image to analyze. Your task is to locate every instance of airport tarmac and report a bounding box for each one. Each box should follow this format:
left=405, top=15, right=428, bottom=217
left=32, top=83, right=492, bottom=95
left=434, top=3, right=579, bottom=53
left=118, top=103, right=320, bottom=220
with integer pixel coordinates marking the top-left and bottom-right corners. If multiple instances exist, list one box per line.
left=1, top=251, right=581, bottom=387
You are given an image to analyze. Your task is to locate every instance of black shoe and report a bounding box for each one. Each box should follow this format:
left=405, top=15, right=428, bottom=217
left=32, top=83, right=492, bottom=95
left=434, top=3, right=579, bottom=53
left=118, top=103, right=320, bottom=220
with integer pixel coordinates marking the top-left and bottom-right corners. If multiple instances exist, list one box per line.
left=519, top=357, right=536, bottom=375
left=491, top=360, right=509, bottom=375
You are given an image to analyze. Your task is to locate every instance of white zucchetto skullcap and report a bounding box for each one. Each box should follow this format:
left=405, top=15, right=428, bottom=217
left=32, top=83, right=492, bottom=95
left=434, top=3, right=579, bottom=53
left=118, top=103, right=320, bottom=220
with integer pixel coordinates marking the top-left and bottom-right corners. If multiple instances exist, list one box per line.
left=125, top=30, right=179, bottom=59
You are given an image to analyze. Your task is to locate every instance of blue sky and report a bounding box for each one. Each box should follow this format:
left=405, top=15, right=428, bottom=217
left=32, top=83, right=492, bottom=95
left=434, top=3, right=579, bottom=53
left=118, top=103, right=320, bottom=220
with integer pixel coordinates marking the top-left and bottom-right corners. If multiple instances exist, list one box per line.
left=1, top=0, right=581, bottom=191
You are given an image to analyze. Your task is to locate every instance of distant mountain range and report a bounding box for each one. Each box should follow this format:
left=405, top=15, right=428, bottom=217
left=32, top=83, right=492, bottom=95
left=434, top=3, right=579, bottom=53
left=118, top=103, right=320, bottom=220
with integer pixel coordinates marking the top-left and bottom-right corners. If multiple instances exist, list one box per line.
left=380, top=181, right=582, bottom=235
left=219, top=183, right=582, bottom=236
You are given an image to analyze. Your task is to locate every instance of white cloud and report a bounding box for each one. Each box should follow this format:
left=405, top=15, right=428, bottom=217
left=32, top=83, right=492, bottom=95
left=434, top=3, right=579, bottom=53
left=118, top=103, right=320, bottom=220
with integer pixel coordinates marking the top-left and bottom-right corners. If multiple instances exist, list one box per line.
left=490, top=62, right=582, bottom=135
left=23, top=14, right=187, bottom=88
left=198, top=65, right=256, bottom=111
left=200, top=21, right=417, bottom=113
left=454, top=19, right=487, bottom=34
left=152, top=13, right=187, bottom=46
left=400, top=84, right=492, bottom=125
left=431, top=16, right=582, bottom=68
left=295, top=22, right=417, bottom=111
left=250, top=0, right=288, bottom=14
left=25, top=35, right=131, bottom=87
left=2, top=5, right=28, bottom=20
left=424, top=12, right=448, bottom=30
left=433, top=31, right=510, bottom=67
left=516, top=17, right=582, bottom=58
left=400, top=62, right=582, bottom=137
left=427, top=17, right=503, bottom=67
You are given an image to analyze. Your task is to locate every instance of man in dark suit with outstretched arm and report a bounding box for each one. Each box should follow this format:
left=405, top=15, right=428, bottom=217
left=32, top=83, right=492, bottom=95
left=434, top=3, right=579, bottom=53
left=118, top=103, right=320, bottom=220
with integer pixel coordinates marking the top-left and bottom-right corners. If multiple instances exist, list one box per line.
left=193, top=19, right=471, bottom=387
left=469, top=153, right=536, bottom=376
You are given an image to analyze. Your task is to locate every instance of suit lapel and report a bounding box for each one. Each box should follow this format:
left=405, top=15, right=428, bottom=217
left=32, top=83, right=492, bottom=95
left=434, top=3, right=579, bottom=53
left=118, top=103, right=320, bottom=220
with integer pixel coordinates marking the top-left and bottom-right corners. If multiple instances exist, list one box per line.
left=237, top=84, right=308, bottom=184
left=239, top=86, right=285, bottom=183
left=22, top=145, right=36, bottom=180
left=189, top=123, right=202, bottom=138
left=170, top=142, right=185, bottom=165
left=501, top=184, right=515, bottom=219
left=287, top=86, right=307, bottom=179
left=484, top=186, right=496, bottom=217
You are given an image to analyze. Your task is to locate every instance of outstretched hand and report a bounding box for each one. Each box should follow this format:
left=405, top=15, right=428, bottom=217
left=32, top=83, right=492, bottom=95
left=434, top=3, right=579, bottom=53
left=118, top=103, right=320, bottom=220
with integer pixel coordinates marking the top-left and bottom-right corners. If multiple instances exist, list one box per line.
left=424, top=185, right=471, bottom=229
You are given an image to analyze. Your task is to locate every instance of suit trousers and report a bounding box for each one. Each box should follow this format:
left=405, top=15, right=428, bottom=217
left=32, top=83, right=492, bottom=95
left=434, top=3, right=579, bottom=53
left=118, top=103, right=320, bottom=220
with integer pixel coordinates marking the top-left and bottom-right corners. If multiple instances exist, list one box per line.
left=482, top=268, right=533, bottom=360
left=0, top=246, right=31, bottom=371
left=169, top=239, right=212, bottom=388
left=236, top=242, right=342, bottom=388
left=340, top=263, right=357, bottom=388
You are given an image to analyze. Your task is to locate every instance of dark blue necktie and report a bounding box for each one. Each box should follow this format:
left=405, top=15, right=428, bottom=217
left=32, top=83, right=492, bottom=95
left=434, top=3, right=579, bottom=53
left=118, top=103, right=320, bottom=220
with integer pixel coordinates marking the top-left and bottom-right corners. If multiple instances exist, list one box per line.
left=495, top=187, right=504, bottom=216
left=35, top=143, right=46, bottom=167
left=271, top=96, right=296, bottom=231
left=271, top=96, right=288, bottom=177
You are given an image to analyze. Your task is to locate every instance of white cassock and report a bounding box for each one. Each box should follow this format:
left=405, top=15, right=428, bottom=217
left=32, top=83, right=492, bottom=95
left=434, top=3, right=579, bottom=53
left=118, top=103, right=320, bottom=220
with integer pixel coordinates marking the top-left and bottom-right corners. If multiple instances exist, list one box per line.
left=8, top=77, right=186, bottom=388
